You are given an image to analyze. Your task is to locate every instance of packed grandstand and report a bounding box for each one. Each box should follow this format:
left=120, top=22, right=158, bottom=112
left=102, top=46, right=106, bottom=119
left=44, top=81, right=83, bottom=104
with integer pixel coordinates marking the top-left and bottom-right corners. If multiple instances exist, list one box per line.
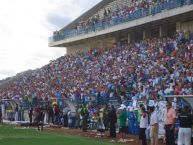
left=1, top=33, right=193, bottom=105
left=0, top=0, right=193, bottom=144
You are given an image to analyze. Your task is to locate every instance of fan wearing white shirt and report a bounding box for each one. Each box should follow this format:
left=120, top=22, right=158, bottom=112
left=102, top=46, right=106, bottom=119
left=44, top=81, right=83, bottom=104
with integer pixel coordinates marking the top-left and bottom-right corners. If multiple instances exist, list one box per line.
left=139, top=105, right=148, bottom=145
left=150, top=106, right=159, bottom=145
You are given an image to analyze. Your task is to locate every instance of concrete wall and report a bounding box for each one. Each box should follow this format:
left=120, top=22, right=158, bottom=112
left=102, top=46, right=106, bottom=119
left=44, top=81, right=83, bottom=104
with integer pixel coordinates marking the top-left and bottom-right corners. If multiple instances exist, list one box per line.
left=159, top=25, right=168, bottom=37
left=181, top=20, right=193, bottom=32
left=67, top=45, right=90, bottom=55
left=66, top=37, right=115, bottom=55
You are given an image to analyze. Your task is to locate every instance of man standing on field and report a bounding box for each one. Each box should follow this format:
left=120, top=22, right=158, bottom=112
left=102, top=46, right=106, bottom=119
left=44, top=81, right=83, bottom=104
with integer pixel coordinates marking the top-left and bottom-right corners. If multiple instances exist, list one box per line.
left=164, top=101, right=176, bottom=145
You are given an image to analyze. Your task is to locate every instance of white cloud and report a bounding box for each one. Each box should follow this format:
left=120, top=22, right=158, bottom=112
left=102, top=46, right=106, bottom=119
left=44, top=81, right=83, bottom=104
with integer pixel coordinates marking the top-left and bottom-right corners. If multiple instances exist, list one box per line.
left=0, top=0, right=102, bottom=80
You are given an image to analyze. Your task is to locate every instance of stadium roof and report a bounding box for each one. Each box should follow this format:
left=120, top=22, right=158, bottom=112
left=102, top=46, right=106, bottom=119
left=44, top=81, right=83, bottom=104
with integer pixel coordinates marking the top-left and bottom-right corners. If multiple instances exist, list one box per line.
left=60, top=0, right=113, bottom=32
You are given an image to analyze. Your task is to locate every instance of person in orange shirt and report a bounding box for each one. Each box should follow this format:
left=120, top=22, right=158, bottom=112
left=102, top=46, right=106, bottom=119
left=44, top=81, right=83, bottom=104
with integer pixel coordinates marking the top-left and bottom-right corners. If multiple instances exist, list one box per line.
left=164, top=101, right=176, bottom=145
left=172, top=50, right=177, bottom=58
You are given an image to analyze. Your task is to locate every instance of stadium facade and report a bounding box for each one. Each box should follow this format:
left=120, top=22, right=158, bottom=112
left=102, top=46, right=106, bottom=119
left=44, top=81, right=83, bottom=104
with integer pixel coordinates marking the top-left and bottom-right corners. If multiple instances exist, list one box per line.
left=49, top=0, right=193, bottom=55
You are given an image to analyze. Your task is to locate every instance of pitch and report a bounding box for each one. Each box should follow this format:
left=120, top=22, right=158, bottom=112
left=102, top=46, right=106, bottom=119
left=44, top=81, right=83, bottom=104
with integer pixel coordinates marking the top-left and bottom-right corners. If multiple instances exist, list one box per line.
left=0, top=125, right=122, bottom=145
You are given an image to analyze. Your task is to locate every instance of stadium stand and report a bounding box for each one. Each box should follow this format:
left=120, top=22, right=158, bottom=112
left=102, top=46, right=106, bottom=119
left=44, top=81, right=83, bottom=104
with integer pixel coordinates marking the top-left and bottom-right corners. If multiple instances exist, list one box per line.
left=0, top=32, right=193, bottom=107
left=49, top=0, right=193, bottom=44
left=0, top=0, right=192, bottom=134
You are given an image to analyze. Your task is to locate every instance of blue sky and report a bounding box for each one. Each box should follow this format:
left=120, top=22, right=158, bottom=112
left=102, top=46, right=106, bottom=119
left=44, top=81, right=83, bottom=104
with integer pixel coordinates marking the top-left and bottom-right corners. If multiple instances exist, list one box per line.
left=0, top=0, right=102, bottom=80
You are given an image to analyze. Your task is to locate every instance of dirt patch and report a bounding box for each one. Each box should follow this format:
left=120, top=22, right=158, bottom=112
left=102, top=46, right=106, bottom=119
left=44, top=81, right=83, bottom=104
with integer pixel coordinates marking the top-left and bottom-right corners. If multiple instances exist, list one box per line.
left=44, top=127, right=165, bottom=145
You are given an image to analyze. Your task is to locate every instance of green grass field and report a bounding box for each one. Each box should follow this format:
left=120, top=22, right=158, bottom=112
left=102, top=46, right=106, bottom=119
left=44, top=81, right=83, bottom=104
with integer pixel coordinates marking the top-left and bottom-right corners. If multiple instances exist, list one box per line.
left=0, top=125, right=122, bottom=145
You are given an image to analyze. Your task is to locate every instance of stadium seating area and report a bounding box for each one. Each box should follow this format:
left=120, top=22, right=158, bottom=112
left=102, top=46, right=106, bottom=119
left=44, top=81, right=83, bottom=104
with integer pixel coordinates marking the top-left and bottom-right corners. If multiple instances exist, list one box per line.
left=0, top=31, right=193, bottom=107
left=51, top=0, right=193, bottom=42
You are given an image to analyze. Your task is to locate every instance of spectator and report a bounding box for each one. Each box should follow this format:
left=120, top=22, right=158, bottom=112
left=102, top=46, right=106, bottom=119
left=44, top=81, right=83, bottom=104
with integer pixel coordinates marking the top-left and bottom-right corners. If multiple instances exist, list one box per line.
left=118, top=104, right=127, bottom=141
left=53, top=104, right=60, bottom=124
left=103, top=104, right=110, bottom=130
left=35, top=107, right=45, bottom=131
left=63, top=112, right=68, bottom=127
left=109, top=105, right=117, bottom=139
left=15, top=104, right=19, bottom=121
left=19, top=105, right=24, bottom=121
left=0, top=108, right=2, bottom=124
left=80, top=104, right=89, bottom=132
left=47, top=104, right=54, bottom=124
left=139, top=105, right=148, bottom=145
left=164, top=101, right=176, bottom=145
left=149, top=105, right=158, bottom=145
left=178, top=106, right=192, bottom=145
left=28, top=105, right=33, bottom=124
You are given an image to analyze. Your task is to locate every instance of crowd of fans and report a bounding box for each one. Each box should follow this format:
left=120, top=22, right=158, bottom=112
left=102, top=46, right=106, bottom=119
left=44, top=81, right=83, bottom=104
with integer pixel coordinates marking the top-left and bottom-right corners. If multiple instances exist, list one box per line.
left=1, top=30, right=193, bottom=108
left=77, top=0, right=169, bottom=30
left=0, top=29, right=192, bottom=143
